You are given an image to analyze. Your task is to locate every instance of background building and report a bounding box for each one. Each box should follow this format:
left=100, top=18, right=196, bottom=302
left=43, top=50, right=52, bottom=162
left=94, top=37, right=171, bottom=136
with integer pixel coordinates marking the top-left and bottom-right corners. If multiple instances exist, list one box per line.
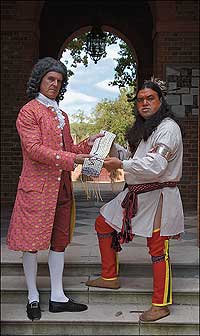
left=1, top=0, right=199, bottom=212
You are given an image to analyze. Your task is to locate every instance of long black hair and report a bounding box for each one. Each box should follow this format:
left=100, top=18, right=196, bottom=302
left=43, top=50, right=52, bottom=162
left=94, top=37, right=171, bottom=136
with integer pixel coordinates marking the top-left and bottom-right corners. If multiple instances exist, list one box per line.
left=26, top=57, right=68, bottom=102
left=126, top=81, right=181, bottom=153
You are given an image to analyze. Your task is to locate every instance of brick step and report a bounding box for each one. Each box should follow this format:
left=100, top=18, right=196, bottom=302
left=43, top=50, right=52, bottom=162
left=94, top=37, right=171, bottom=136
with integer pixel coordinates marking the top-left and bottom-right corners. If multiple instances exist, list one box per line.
left=1, top=303, right=199, bottom=336
left=1, top=275, right=199, bottom=305
left=1, top=261, right=199, bottom=277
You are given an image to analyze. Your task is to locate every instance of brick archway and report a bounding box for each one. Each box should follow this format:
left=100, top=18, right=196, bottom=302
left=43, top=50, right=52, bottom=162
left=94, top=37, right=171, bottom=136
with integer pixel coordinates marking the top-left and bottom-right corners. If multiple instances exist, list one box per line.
left=1, top=0, right=199, bottom=215
left=58, top=25, right=138, bottom=64
left=39, top=0, right=153, bottom=85
left=57, top=24, right=139, bottom=88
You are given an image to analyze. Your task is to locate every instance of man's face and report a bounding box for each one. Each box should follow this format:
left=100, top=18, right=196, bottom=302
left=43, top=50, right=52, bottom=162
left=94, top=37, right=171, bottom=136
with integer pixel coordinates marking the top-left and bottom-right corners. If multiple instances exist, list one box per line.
left=40, top=71, right=63, bottom=100
left=136, top=88, right=161, bottom=119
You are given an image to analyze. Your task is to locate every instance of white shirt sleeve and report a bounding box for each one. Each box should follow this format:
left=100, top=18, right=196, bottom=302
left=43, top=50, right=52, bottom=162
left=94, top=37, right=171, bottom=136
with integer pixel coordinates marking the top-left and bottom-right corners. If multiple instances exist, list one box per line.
left=122, top=153, right=168, bottom=180
left=122, top=120, right=181, bottom=181
left=152, top=120, right=180, bottom=159
left=111, top=143, right=131, bottom=160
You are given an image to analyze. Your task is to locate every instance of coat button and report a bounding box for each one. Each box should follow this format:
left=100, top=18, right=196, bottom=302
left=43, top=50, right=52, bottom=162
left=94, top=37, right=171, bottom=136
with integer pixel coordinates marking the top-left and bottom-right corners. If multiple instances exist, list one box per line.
left=57, top=177, right=61, bottom=181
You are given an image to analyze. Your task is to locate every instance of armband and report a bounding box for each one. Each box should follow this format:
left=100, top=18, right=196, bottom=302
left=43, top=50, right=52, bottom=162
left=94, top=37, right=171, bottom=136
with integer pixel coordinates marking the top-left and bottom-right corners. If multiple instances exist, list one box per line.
left=153, top=143, right=173, bottom=161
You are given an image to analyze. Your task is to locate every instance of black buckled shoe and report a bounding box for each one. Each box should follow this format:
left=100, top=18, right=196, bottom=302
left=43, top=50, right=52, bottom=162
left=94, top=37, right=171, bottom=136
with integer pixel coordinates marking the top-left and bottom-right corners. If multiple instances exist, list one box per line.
left=49, top=298, right=88, bottom=313
left=26, top=301, right=41, bottom=321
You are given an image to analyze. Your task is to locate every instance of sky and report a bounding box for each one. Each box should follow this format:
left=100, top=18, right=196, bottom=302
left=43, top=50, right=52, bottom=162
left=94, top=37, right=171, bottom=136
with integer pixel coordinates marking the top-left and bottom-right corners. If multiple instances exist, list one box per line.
left=59, top=42, right=121, bottom=122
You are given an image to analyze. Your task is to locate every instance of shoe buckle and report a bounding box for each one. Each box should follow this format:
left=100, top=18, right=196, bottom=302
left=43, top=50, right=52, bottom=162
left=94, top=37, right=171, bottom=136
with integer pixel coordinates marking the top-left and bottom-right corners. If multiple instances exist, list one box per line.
left=30, top=301, right=39, bottom=308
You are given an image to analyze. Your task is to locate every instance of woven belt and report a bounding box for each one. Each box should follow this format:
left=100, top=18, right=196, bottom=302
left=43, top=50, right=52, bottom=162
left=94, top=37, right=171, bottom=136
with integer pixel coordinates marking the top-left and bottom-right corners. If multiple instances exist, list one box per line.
left=112, top=181, right=178, bottom=252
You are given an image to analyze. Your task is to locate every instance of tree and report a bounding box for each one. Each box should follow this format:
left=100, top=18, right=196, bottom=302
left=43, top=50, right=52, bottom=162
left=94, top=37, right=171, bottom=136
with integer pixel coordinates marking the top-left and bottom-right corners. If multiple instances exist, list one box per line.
left=64, top=32, right=137, bottom=90
left=70, top=110, right=91, bottom=143
left=110, top=40, right=136, bottom=89
left=70, top=89, right=135, bottom=146
left=65, top=33, right=136, bottom=145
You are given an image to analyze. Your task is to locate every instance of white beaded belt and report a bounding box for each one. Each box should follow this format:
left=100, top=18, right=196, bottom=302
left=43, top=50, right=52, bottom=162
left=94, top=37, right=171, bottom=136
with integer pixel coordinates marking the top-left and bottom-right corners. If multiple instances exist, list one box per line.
left=82, top=130, right=116, bottom=177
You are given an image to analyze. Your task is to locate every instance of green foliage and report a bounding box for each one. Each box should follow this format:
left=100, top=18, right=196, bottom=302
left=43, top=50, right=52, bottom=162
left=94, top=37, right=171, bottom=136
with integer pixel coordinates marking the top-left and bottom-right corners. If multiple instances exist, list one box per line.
left=66, top=35, right=89, bottom=68
left=65, top=32, right=136, bottom=144
left=71, top=89, right=135, bottom=146
left=64, top=32, right=136, bottom=89
left=110, top=41, right=136, bottom=88
left=70, top=110, right=91, bottom=143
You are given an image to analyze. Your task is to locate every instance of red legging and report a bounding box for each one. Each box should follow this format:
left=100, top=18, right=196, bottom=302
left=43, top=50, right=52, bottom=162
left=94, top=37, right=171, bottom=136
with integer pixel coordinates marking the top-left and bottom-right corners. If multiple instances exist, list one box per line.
left=95, top=214, right=172, bottom=306
left=147, top=229, right=172, bottom=306
left=95, top=214, right=118, bottom=279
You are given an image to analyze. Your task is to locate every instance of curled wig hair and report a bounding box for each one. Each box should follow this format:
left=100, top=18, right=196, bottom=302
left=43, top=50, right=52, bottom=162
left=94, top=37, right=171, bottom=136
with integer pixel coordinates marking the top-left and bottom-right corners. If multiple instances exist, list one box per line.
left=26, top=57, right=68, bottom=102
left=126, top=80, right=181, bottom=154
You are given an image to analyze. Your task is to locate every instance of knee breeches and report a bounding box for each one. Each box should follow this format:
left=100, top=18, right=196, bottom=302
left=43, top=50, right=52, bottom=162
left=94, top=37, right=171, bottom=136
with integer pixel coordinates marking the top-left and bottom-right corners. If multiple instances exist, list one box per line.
left=50, top=172, right=72, bottom=252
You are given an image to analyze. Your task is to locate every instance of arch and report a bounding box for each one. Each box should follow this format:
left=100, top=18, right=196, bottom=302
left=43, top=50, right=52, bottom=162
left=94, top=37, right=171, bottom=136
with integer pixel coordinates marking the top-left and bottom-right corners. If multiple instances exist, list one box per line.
left=39, top=1, right=153, bottom=85
left=58, top=25, right=138, bottom=75
left=102, top=25, right=138, bottom=64
left=58, top=26, right=91, bottom=59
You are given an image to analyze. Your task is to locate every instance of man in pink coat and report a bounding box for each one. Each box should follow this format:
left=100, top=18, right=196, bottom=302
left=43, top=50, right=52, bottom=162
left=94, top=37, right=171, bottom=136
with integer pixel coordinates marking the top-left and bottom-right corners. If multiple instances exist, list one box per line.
left=7, top=57, right=102, bottom=321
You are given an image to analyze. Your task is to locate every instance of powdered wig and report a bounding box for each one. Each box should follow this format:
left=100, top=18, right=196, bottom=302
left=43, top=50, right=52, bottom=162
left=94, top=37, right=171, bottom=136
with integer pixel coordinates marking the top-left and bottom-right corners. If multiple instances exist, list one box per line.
left=26, top=57, right=68, bottom=102
left=126, top=81, right=179, bottom=154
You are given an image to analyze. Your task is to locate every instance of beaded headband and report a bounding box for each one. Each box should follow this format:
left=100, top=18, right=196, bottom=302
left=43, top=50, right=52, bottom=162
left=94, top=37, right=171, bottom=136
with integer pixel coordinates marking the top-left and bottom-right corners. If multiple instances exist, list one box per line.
left=127, top=76, right=168, bottom=102
left=144, top=76, right=167, bottom=96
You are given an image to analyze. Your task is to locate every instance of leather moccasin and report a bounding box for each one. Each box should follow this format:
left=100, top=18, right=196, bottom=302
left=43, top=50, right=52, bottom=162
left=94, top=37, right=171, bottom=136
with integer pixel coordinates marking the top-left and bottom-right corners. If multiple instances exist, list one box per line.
left=86, top=276, right=120, bottom=289
left=139, top=305, right=170, bottom=322
left=26, top=301, right=41, bottom=321
left=49, top=298, right=88, bottom=313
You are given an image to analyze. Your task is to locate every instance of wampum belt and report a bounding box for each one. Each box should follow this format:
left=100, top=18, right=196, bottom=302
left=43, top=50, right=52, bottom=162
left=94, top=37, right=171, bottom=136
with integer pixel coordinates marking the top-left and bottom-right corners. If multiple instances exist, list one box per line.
left=82, top=130, right=116, bottom=177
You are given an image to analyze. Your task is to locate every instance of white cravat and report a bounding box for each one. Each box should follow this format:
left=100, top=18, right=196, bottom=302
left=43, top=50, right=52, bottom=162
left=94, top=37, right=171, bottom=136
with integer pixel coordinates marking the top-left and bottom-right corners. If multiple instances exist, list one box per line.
left=36, top=93, right=65, bottom=130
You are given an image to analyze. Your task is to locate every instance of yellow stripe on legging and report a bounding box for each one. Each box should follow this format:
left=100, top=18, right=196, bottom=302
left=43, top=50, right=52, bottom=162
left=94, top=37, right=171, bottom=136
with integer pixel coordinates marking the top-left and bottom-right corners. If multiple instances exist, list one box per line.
left=102, top=277, right=118, bottom=280
left=101, top=252, right=119, bottom=281
left=163, top=240, right=172, bottom=305
left=169, top=263, right=172, bottom=303
left=153, top=228, right=160, bottom=233
left=116, top=252, right=119, bottom=275
left=152, top=303, right=169, bottom=306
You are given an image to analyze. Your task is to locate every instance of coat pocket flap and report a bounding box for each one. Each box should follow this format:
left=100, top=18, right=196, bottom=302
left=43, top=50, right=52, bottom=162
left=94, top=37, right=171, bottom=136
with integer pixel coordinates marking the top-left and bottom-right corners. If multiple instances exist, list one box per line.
left=18, top=177, right=45, bottom=193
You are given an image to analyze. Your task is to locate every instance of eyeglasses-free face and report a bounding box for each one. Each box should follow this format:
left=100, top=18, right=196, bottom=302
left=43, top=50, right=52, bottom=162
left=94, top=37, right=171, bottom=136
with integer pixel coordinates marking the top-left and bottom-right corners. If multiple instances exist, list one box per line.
left=136, top=88, right=161, bottom=119
left=40, top=71, right=63, bottom=100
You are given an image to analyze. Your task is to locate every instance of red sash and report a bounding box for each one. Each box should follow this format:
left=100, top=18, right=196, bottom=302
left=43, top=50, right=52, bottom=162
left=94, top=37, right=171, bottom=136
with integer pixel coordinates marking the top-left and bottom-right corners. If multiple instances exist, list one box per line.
left=112, top=181, right=177, bottom=252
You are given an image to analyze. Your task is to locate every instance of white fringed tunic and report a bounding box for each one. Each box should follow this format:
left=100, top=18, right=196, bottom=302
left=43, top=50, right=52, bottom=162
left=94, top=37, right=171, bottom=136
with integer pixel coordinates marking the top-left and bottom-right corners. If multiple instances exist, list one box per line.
left=100, top=118, right=184, bottom=237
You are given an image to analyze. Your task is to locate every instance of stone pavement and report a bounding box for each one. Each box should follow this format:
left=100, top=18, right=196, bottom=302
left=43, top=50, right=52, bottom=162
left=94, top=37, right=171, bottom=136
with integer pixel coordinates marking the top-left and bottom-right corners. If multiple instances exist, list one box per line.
left=1, top=182, right=199, bottom=268
left=1, top=182, right=199, bottom=335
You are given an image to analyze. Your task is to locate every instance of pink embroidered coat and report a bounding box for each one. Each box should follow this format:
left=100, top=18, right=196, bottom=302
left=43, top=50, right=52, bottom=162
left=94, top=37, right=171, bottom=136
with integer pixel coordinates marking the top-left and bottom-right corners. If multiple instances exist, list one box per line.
left=7, top=99, right=91, bottom=251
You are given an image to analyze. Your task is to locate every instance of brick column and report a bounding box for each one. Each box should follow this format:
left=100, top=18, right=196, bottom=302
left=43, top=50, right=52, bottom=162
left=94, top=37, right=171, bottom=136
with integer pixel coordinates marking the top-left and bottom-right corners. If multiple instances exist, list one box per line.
left=1, top=2, right=40, bottom=205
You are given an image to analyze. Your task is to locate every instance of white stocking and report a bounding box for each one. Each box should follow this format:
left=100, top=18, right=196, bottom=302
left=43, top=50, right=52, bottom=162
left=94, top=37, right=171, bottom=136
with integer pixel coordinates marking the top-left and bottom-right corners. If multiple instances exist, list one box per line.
left=22, top=252, right=39, bottom=303
left=48, top=250, right=69, bottom=302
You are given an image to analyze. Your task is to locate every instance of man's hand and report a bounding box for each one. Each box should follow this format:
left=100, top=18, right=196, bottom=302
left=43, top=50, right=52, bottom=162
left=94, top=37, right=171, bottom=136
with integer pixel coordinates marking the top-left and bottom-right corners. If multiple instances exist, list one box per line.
left=74, top=154, right=92, bottom=164
left=103, top=157, right=123, bottom=172
left=87, top=132, right=105, bottom=146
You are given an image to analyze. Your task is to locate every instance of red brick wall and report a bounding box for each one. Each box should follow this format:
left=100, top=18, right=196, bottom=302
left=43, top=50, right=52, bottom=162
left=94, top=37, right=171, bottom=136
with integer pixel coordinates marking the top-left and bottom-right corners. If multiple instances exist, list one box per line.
left=1, top=1, right=39, bottom=205
left=1, top=1, right=199, bottom=212
left=180, top=117, right=198, bottom=210
left=153, top=32, right=199, bottom=78
left=153, top=32, right=199, bottom=211
left=175, top=0, right=199, bottom=21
